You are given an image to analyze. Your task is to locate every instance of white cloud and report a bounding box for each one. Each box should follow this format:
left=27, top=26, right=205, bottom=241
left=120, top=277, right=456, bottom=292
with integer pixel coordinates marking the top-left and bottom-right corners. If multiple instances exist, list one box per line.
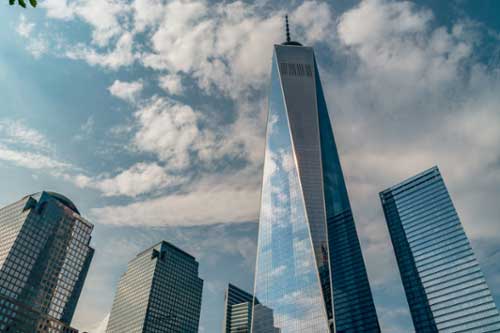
left=336, top=0, right=472, bottom=112
left=158, top=74, right=184, bottom=95
left=16, top=16, right=48, bottom=58
left=0, top=120, right=72, bottom=173
left=40, top=0, right=332, bottom=98
left=72, top=162, right=183, bottom=197
left=91, top=180, right=259, bottom=226
left=132, top=0, right=165, bottom=33
left=77, top=0, right=130, bottom=47
left=41, top=0, right=76, bottom=20
left=16, top=15, right=35, bottom=38
left=66, top=32, right=135, bottom=70
left=0, top=144, right=71, bottom=171
left=140, top=1, right=333, bottom=97
left=338, top=0, right=432, bottom=46
left=133, top=97, right=202, bottom=169
left=43, top=0, right=129, bottom=46
left=108, top=79, right=144, bottom=102
left=26, top=37, right=49, bottom=59
left=0, top=119, right=52, bottom=151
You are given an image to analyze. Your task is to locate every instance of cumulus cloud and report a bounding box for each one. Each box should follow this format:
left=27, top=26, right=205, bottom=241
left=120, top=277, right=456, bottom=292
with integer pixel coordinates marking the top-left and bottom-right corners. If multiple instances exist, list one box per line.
left=65, top=32, right=136, bottom=69
left=71, top=162, right=184, bottom=197
left=41, top=0, right=76, bottom=20
left=42, top=0, right=129, bottom=46
left=108, top=79, right=144, bottom=102
left=141, top=1, right=333, bottom=97
left=39, top=0, right=332, bottom=97
left=158, top=74, right=184, bottom=95
left=132, top=97, right=202, bottom=169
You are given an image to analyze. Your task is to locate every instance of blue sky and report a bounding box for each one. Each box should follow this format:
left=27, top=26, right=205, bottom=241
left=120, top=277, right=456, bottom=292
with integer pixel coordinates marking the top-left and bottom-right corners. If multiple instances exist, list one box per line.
left=1, top=0, right=500, bottom=332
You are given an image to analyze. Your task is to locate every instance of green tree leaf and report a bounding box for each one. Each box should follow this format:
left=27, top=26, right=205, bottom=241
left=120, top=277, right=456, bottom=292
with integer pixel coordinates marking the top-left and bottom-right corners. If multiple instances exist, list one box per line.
left=29, top=0, right=36, bottom=7
left=9, top=0, right=15, bottom=5
left=18, top=0, right=27, bottom=8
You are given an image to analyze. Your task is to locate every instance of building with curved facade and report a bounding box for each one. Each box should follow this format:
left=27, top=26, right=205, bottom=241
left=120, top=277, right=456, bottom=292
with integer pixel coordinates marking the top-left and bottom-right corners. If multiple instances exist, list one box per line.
left=0, top=191, right=94, bottom=333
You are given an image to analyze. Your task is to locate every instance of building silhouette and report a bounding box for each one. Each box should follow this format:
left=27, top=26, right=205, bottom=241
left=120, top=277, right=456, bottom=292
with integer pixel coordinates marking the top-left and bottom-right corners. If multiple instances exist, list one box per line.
left=0, top=191, right=94, bottom=333
left=380, top=166, right=500, bottom=332
left=106, top=241, right=203, bottom=333
left=252, top=18, right=380, bottom=332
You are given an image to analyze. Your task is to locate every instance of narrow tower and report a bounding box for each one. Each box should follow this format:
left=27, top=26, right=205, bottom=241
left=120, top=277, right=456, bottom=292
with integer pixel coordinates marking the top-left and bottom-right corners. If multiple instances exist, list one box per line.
left=252, top=18, right=380, bottom=332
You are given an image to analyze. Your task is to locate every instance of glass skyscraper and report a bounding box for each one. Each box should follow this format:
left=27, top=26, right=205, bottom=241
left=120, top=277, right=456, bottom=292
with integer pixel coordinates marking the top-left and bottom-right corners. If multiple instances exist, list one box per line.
left=0, top=191, right=94, bottom=333
left=106, top=241, right=203, bottom=333
left=380, top=166, right=500, bottom=332
left=222, top=283, right=255, bottom=333
left=252, top=29, right=379, bottom=332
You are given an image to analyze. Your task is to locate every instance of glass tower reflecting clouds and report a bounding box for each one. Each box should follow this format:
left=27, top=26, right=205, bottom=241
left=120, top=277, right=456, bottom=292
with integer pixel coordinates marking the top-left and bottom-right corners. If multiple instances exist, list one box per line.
left=106, top=241, right=203, bottom=333
left=0, top=191, right=94, bottom=333
left=252, top=40, right=379, bottom=332
left=380, top=166, right=500, bottom=332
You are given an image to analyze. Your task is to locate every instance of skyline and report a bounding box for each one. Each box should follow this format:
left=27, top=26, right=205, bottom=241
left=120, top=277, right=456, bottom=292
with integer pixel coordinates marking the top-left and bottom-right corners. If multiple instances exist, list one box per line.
left=1, top=0, right=500, bottom=332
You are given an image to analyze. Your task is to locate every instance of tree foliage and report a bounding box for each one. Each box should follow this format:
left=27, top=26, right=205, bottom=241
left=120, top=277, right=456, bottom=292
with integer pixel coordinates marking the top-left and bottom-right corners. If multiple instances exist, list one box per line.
left=9, top=0, right=37, bottom=8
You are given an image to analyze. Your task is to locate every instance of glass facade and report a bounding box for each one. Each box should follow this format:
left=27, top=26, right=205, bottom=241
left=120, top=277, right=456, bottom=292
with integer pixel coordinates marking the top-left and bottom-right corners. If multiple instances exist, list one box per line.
left=252, top=43, right=379, bottom=333
left=0, top=191, right=94, bottom=333
left=380, top=166, right=500, bottom=332
left=222, top=284, right=254, bottom=333
left=106, top=241, right=203, bottom=333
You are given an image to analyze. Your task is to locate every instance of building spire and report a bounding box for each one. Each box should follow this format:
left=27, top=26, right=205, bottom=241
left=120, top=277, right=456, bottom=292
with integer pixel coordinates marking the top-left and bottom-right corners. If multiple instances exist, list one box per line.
left=285, top=15, right=291, bottom=43
left=282, top=14, right=302, bottom=46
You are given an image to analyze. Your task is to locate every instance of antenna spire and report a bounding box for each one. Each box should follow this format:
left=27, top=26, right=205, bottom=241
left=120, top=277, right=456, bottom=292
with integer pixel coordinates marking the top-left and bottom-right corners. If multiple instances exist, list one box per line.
left=285, top=15, right=291, bottom=43
left=282, top=15, right=302, bottom=46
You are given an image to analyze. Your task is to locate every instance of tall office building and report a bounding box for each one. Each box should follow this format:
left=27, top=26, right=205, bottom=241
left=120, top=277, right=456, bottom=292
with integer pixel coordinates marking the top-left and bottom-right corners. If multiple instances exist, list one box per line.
left=252, top=19, right=379, bottom=332
left=0, top=191, right=94, bottom=333
left=106, top=241, right=203, bottom=333
left=380, top=166, right=500, bottom=332
left=222, top=283, right=254, bottom=333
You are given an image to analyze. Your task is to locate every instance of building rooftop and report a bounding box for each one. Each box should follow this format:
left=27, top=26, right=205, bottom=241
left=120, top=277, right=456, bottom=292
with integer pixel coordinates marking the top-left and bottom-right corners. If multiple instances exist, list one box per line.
left=136, top=240, right=196, bottom=260
left=26, top=191, right=81, bottom=215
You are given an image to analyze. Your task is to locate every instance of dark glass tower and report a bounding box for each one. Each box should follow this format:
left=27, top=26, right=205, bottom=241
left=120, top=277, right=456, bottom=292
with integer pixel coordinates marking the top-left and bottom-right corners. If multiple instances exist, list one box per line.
left=106, top=241, right=203, bottom=333
left=252, top=22, right=379, bottom=332
left=223, top=283, right=255, bottom=333
left=380, top=166, right=500, bottom=332
left=0, top=191, right=94, bottom=333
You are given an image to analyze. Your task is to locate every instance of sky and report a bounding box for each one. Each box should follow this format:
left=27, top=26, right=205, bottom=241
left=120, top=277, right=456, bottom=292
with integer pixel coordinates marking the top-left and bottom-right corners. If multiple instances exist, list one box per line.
left=0, top=0, right=499, bottom=332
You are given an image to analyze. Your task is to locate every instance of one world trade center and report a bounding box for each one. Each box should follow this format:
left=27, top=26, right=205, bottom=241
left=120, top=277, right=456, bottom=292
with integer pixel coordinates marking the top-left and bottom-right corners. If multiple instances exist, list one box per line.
left=252, top=18, right=380, bottom=333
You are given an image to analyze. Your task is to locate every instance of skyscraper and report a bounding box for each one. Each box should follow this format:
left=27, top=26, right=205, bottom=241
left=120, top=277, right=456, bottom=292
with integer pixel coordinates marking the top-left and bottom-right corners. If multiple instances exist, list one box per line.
left=222, top=283, right=254, bottom=333
left=0, top=191, right=94, bottom=333
left=106, top=241, right=203, bottom=333
left=252, top=19, right=379, bottom=332
left=380, top=166, right=500, bottom=332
